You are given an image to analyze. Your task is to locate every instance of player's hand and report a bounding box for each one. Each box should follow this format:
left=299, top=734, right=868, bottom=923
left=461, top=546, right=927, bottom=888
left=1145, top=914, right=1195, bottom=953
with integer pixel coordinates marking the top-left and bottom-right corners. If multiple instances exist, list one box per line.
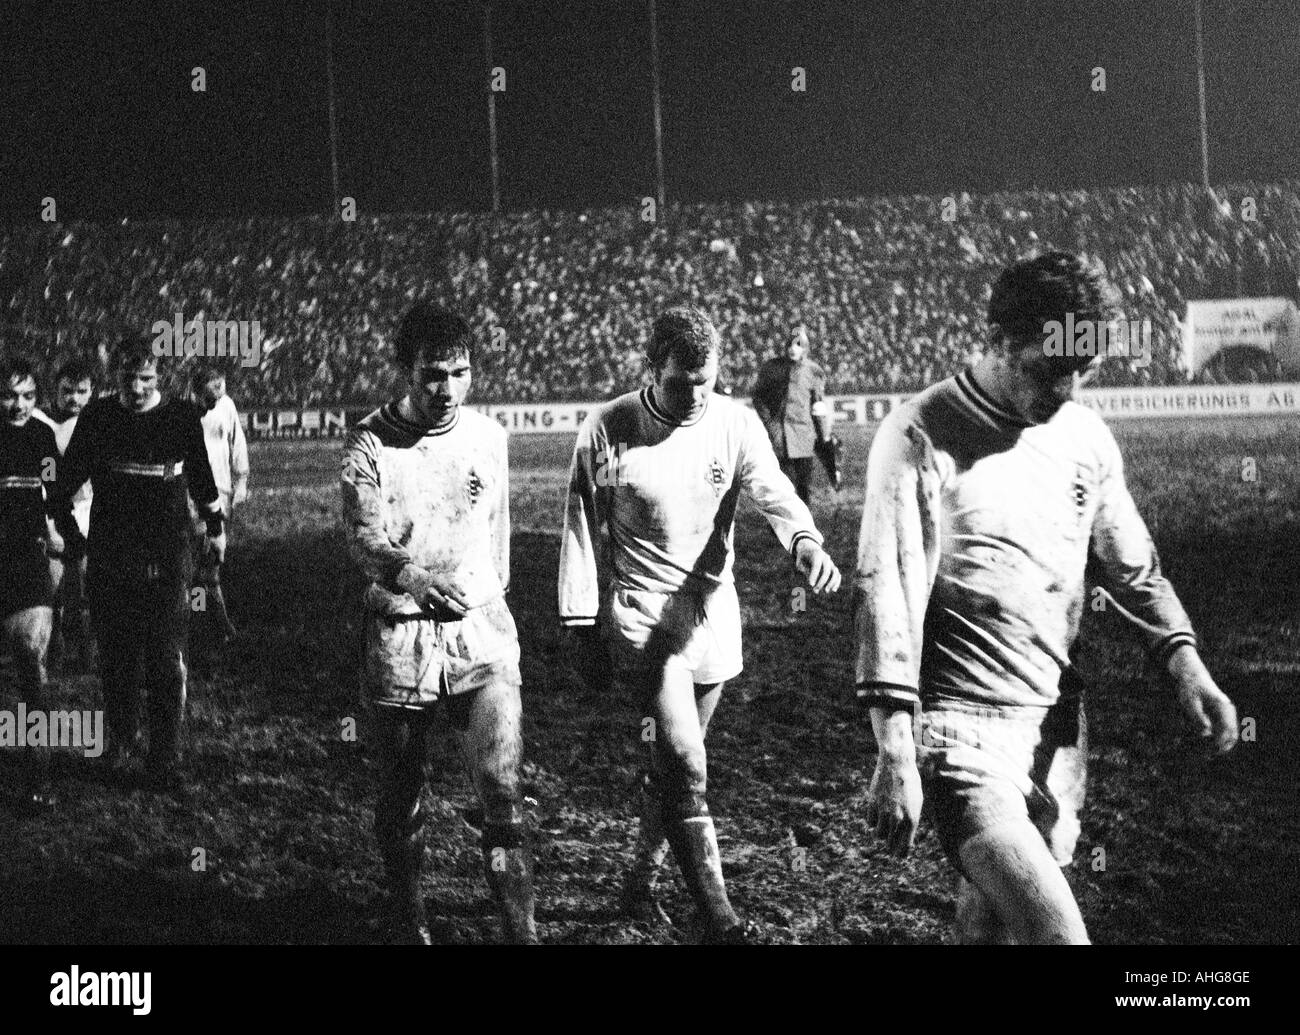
left=794, top=539, right=841, bottom=594
left=205, top=531, right=227, bottom=566
left=1166, top=646, right=1238, bottom=753
left=422, top=571, right=471, bottom=619
left=866, top=750, right=923, bottom=857
left=45, top=527, right=65, bottom=559
left=563, top=624, right=613, bottom=694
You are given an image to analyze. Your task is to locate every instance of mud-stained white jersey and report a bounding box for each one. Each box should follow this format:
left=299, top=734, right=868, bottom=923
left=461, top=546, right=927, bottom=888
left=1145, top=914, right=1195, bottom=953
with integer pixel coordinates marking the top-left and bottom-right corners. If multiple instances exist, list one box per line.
left=559, top=386, right=821, bottom=625
left=341, top=402, right=510, bottom=619
left=854, top=369, right=1196, bottom=711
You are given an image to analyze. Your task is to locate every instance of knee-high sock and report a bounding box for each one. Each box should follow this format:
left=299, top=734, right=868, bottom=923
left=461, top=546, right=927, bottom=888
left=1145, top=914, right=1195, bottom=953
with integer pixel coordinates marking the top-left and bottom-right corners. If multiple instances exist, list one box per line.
left=662, top=793, right=738, bottom=935
left=16, top=648, right=51, bottom=793
left=374, top=722, right=432, bottom=944
left=482, top=819, right=538, bottom=944
left=144, top=650, right=186, bottom=771
left=204, top=564, right=237, bottom=638
left=627, top=777, right=671, bottom=892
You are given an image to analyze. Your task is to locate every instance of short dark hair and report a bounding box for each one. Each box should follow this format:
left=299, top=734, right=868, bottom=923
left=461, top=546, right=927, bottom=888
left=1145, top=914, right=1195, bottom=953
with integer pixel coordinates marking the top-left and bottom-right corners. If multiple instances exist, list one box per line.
left=191, top=363, right=224, bottom=391
left=395, top=303, right=474, bottom=369
left=55, top=356, right=96, bottom=387
left=648, top=306, right=720, bottom=372
left=0, top=354, right=38, bottom=390
left=112, top=335, right=160, bottom=373
left=988, top=251, right=1122, bottom=370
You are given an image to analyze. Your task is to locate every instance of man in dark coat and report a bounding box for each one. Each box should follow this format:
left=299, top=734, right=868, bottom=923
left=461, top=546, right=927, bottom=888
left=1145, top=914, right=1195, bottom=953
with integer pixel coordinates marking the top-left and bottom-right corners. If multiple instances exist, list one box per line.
left=751, top=325, right=832, bottom=502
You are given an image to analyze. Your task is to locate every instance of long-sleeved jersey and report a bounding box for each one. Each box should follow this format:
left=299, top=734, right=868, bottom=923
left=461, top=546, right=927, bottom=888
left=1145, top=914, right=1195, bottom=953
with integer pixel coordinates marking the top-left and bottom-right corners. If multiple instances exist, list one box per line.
left=854, top=368, right=1196, bottom=711
left=200, top=394, right=250, bottom=514
left=34, top=407, right=92, bottom=537
left=50, top=396, right=223, bottom=577
left=341, top=402, right=510, bottom=619
left=0, top=417, right=59, bottom=548
left=559, top=386, right=821, bottom=625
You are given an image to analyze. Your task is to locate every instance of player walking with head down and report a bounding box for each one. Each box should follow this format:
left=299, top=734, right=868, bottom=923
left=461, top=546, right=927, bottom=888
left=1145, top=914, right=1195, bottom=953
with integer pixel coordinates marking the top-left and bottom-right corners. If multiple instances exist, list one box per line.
left=559, top=305, right=842, bottom=943
left=853, top=252, right=1239, bottom=943
left=341, top=303, right=536, bottom=945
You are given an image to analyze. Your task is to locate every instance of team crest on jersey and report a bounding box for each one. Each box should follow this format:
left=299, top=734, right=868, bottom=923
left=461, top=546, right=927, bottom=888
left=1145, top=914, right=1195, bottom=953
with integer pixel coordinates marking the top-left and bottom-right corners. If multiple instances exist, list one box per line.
left=467, top=467, right=484, bottom=503
left=1071, top=470, right=1089, bottom=520
left=705, top=457, right=727, bottom=495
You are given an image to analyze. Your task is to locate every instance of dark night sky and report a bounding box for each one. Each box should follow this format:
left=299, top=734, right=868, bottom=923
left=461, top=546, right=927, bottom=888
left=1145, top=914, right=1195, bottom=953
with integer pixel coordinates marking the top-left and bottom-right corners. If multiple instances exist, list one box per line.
left=1, top=0, right=1296, bottom=220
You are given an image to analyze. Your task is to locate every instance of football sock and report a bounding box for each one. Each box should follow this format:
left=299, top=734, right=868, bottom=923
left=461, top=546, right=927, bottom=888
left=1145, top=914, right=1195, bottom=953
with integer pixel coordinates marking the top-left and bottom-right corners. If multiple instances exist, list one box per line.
left=663, top=794, right=739, bottom=936
left=482, top=820, right=539, bottom=944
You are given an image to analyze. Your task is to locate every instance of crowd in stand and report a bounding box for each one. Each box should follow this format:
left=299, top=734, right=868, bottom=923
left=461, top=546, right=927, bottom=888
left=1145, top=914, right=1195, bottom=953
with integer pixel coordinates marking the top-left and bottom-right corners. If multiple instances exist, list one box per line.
left=2, top=181, right=1298, bottom=405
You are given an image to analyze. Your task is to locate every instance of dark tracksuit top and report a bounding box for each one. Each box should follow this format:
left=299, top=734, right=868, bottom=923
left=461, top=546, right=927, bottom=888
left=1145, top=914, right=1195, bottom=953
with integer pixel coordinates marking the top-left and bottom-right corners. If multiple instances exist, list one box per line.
left=50, top=396, right=224, bottom=586
left=0, top=417, right=60, bottom=614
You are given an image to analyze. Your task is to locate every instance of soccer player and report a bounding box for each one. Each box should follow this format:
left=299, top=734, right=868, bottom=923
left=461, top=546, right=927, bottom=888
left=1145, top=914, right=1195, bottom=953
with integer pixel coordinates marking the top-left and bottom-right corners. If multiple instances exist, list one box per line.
left=0, top=356, right=63, bottom=809
left=34, top=357, right=97, bottom=670
left=559, top=305, right=842, bottom=943
left=751, top=324, right=834, bottom=502
left=853, top=252, right=1239, bottom=944
left=341, top=303, right=536, bottom=945
left=190, top=366, right=249, bottom=646
left=51, top=337, right=225, bottom=792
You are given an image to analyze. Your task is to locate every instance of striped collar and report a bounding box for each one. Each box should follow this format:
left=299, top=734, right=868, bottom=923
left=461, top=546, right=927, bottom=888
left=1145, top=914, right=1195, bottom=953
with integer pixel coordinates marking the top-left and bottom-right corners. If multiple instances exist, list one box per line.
left=954, top=369, right=1033, bottom=428
left=384, top=399, right=461, bottom=437
left=640, top=386, right=708, bottom=427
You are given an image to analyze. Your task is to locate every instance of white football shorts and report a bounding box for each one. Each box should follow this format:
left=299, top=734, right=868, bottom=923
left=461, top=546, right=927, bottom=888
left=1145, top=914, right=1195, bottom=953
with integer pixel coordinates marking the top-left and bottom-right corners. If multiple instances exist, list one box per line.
left=602, top=580, right=743, bottom=686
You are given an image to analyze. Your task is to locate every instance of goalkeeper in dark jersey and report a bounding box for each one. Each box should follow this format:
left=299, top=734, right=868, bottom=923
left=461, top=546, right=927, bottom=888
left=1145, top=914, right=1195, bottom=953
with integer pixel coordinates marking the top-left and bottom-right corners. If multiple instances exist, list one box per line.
left=51, top=337, right=225, bottom=793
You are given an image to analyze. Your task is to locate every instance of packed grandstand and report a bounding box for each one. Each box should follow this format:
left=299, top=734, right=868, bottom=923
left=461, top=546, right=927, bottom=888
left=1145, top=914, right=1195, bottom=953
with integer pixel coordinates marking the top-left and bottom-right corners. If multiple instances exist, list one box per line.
left=2, top=180, right=1298, bottom=406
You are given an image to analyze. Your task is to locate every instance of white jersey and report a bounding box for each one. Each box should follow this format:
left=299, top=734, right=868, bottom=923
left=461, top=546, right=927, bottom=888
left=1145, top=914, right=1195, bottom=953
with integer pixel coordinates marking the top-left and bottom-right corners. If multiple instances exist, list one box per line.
left=559, top=386, right=821, bottom=625
left=341, top=401, right=510, bottom=619
left=853, top=369, right=1196, bottom=711
left=200, top=395, right=249, bottom=515
left=34, top=407, right=91, bottom=538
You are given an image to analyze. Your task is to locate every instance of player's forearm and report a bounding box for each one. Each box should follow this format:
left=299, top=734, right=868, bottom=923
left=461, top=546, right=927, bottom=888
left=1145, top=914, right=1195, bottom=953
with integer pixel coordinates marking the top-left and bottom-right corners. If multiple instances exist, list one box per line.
left=870, top=706, right=917, bottom=761
left=557, top=550, right=600, bottom=624
left=1100, top=573, right=1198, bottom=665
left=1161, top=642, right=1210, bottom=688
left=750, top=474, right=822, bottom=553
left=558, top=469, right=603, bottom=621
left=45, top=488, right=82, bottom=549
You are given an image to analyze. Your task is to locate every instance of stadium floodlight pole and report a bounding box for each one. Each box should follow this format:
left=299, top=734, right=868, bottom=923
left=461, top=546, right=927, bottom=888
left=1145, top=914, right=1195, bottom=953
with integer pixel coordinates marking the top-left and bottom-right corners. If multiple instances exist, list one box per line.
left=325, top=0, right=342, bottom=216
left=649, top=0, right=666, bottom=213
left=485, top=2, right=501, bottom=214
left=1194, top=0, right=1210, bottom=191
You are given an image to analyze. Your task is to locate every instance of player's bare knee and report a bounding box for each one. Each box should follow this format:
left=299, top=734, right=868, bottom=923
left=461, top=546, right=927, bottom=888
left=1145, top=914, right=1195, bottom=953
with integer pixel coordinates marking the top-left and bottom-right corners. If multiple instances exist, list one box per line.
left=654, top=741, right=707, bottom=798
